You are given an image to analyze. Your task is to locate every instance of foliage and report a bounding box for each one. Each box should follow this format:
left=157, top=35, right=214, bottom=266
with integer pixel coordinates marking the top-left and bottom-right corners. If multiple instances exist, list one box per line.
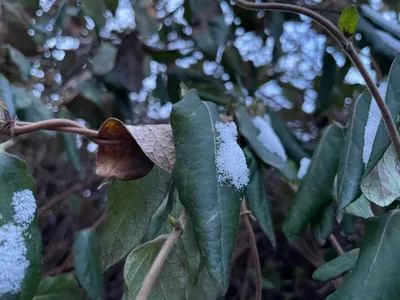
left=1, top=0, right=400, bottom=299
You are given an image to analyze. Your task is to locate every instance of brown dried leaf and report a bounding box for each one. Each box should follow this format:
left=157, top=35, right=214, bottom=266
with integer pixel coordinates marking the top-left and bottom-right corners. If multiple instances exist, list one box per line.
left=96, top=118, right=176, bottom=180
left=96, top=118, right=153, bottom=180
left=127, top=124, right=175, bottom=173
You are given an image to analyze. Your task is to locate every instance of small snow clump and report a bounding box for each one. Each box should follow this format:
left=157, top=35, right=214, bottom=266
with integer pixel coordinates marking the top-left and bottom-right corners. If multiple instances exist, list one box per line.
left=253, top=115, right=287, bottom=162
left=0, top=189, right=37, bottom=296
left=363, top=83, right=388, bottom=165
left=215, top=121, right=249, bottom=190
left=297, top=157, right=311, bottom=179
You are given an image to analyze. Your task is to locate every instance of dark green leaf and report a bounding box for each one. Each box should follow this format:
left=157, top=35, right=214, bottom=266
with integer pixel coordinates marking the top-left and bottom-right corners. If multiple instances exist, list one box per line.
left=0, top=74, right=16, bottom=118
left=245, top=148, right=276, bottom=248
left=123, top=237, right=189, bottom=299
left=78, top=81, right=110, bottom=109
left=364, top=54, right=400, bottom=175
left=5, top=46, right=31, bottom=82
left=134, top=0, right=160, bottom=39
left=194, top=16, right=228, bottom=56
left=339, top=5, right=359, bottom=37
left=337, top=91, right=372, bottom=211
left=361, top=144, right=400, bottom=207
left=105, top=0, right=118, bottom=14
left=171, top=90, right=246, bottom=291
left=235, top=107, right=287, bottom=172
left=345, top=194, right=374, bottom=219
left=186, top=268, right=220, bottom=300
left=61, top=133, right=82, bottom=172
left=311, top=203, right=333, bottom=246
left=312, top=249, right=359, bottom=282
left=101, top=167, right=171, bottom=270
left=315, top=51, right=337, bottom=114
left=74, top=229, right=104, bottom=300
left=92, top=43, right=118, bottom=76
left=142, top=182, right=175, bottom=242
left=33, top=274, right=87, bottom=300
left=13, top=86, right=53, bottom=122
left=81, top=0, right=107, bottom=29
left=327, top=210, right=400, bottom=299
left=268, top=110, right=308, bottom=164
left=283, top=124, right=344, bottom=242
left=269, top=12, right=284, bottom=63
left=0, top=153, right=42, bottom=300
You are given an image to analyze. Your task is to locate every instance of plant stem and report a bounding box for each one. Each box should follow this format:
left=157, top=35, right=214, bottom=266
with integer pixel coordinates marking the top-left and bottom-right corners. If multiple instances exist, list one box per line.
left=328, top=234, right=344, bottom=256
left=242, top=201, right=262, bottom=300
left=137, top=209, right=188, bottom=300
left=234, top=0, right=400, bottom=161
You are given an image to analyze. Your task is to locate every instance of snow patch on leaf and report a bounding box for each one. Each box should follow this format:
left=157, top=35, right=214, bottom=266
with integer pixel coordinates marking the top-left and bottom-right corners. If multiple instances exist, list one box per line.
left=297, top=157, right=311, bottom=179
left=0, top=189, right=37, bottom=296
left=363, top=83, right=388, bottom=165
left=215, top=121, right=249, bottom=190
left=253, top=116, right=287, bottom=162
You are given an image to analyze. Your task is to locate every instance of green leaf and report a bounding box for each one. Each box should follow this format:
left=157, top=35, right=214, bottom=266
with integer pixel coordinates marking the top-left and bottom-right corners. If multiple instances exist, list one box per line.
left=235, top=107, right=287, bottom=172
left=327, top=210, right=400, bottom=299
left=171, top=90, right=246, bottom=291
left=105, top=0, right=118, bottom=14
left=0, top=74, right=16, bottom=118
left=81, top=0, right=107, bottom=29
left=364, top=54, right=400, bottom=175
left=33, top=274, right=87, bottom=300
left=5, top=45, right=31, bottom=82
left=101, top=167, right=171, bottom=270
left=361, top=144, right=400, bottom=207
left=142, top=182, right=175, bottom=242
left=245, top=148, right=276, bottom=248
left=91, top=43, right=118, bottom=76
left=267, top=110, right=308, bottom=164
left=283, top=124, right=344, bottom=242
left=338, top=5, right=359, bottom=37
left=13, top=86, right=53, bottom=122
left=61, top=133, right=82, bottom=172
left=73, top=229, right=104, bottom=300
left=315, top=51, right=337, bottom=114
left=134, top=0, right=160, bottom=39
left=345, top=194, right=374, bottom=219
left=0, top=153, right=42, bottom=300
left=311, top=203, right=333, bottom=246
left=193, top=16, right=229, bottom=57
left=123, top=237, right=189, bottom=299
left=312, top=249, right=359, bottom=282
left=186, top=268, right=220, bottom=300
left=337, top=91, right=372, bottom=211
left=78, top=81, right=110, bottom=109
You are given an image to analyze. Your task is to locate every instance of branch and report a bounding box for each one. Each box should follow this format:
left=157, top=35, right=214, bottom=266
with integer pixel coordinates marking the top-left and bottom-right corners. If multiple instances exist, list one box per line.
left=328, top=234, right=344, bottom=256
left=242, top=201, right=262, bottom=300
left=137, top=209, right=188, bottom=300
left=234, top=0, right=400, bottom=162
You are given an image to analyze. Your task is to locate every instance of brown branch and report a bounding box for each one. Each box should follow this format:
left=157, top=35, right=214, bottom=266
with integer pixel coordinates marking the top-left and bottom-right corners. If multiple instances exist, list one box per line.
left=234, top=0, right=400, bottom=162
left=242, top=201, right=262, bottom=300
left=137, top=209, right=188, bottom=300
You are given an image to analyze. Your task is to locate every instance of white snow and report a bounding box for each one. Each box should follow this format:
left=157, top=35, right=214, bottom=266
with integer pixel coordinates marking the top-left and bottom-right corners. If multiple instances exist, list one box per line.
left=0, top=189, right=37, bottom=296
left=0, top=224, right=29, bottom=295
left=12, top=190, right=36, bottom=227
left=363, top=83, right=388, bottom=165
left=215, top=121, right=249, bottom=190
left=297, top=157, right=311, bottom=179
left=252, top=115, right=287, bottom=162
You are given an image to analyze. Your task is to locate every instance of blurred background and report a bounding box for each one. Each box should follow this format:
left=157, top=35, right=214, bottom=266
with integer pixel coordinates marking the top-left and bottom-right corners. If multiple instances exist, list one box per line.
left=0, top=0, right=399, bottom=298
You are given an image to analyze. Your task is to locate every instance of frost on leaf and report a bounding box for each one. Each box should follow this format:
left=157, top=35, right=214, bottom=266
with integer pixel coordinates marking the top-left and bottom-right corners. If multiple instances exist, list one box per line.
left=297, top=157, right=311, bottom=179
left=252, top=115, right=287, bottom=162
left=363, top=83, right=388, bottom=165
left=215, top=121, right=249, bottom=190
left=0, top=189, right=37, bottom=296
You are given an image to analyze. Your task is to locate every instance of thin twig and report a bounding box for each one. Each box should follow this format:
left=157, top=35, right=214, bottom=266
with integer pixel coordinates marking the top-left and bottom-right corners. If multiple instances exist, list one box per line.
left=328, top=234, right=344, bottom=256
left=234, top=0, right=400, bottom=161
left=137, top=209, right=188, bottom=300
left=242, top=201, right=262, bottom=300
